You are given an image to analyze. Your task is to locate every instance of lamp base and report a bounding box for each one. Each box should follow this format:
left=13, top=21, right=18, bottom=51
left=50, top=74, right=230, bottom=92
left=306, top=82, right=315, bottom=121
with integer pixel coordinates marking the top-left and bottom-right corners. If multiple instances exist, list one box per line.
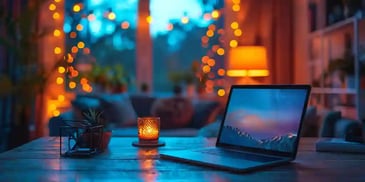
left=132, top=140, right=165, bottom=147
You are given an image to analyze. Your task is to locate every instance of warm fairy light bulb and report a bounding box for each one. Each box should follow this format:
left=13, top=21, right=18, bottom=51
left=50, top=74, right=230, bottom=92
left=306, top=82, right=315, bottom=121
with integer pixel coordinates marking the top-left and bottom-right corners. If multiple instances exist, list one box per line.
left=83, top=47, right=90, bottom=54
left=217, top=89, right=225, bottom=96
left=207, top=59, right=216, bottom=67
left=69, top=81, right=76, bottom=89
left=49, top=4, right=56, bottom=11
left=232, top=4, right=240, bottom=12
left=108, top=12, right=116, bottom=20
left=56, top=77, right=64, bottom=84
left=58, top=66, right=66, bottom=73
left=53, top=12, right=60, bottom=20
left=206, top=30, right=214, bottom=37
left=77, top=41, right=85, bottom=48
left=181, top=16, right=189, bottom=24
left=211, top=10, right=220, bottom=19
left=203, top=65, right=211, bottom=73
left=146, top=16, right=152, bottom=24
left=76, top=24, right=83, bottom=31
left=73, top=4, right=81, bottom=12
left=217, top=69, right=225, bottom=76
left=202, top=56, right=209, bottom=63
left=53, top=29, right=61, bottom=37
left=58, top=95, right=65, bottom=102
left=121, top=21, right=130, bottom=29
left=166, top=23, right=173, bottom=31
left=67, top=54, right=74, bottom=63
left=71, top=46, right=78, bottom=53
left=230, top=22, right=239, bottom=29
left=230, top=40, right=238, bottom=48
left=217, top=48, right=225, bottom=55
left=70, top=32, right=77, bottom=38
left=88, top=14, right=96, bottom=21
left=54, top=47, right=62, bottom=54
left=80, top=78, right=88, bottom=84
left=53, top=110, right=60, bottom=117
left=234, top=29, right=242, bottom=36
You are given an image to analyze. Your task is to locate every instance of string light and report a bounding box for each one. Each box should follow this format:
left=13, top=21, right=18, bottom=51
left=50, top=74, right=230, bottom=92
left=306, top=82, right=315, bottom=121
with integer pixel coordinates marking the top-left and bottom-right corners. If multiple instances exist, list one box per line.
left=217, top=89, right=225, bottom=96
left=54, top=47, right=62, bottom=54
left=146, top=16, right=153, bottom=24
left=211, top=10, right=220, bottom=19
left=69, top=81, right=77, bottom=89
left=234, top=29, right=242, bottom=36
left=217, top=69, right=225, bottom=76
left=52, top=110, right=60, bottom=117
left=230, top=21, right=239, bottom=29
left=230, top=40, right=238, bottom=47
left=121, top=21, right=130, bottom=29
left=56, top=77, right=64, bottom=84
left=232, top=4, right=240, bottom=12
left=216, top=48, right=225, bottom=55
left=73, top=4, right=81, bottom=12
left=53, top=29, right=61, bottom=37
left=76, top=24, right=83, bottom=31
left=53, top=12, right=60, bottom=20
left=70, top=32, right=77, bottom=38
left=77, top=41, right=85, bottom=48
left=58, top=66, right=66, bottom=73
left=49, top=4, right=56, bottom=11
left=181, top=16, right=189, bottom=24
left=108, top=12, right=116, bottom=20
left=88, top=14, right=96, bottom=21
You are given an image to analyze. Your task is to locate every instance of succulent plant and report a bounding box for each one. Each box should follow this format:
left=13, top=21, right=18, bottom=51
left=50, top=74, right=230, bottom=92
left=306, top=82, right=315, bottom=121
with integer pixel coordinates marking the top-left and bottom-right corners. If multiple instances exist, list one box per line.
left=82, top=108, right=104, bottom=126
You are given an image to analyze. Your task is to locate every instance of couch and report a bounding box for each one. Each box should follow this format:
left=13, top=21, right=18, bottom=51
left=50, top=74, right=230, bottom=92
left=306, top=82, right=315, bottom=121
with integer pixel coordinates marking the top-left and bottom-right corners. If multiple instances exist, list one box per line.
left=319, top=110, right=363, bottom=140
left=48, top=93, right=223, bottom=137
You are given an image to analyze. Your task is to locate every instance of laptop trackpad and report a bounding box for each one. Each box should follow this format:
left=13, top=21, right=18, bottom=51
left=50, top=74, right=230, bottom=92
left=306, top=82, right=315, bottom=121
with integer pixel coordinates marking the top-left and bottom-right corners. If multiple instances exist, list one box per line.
left=184, top=150, right=265, bottom=169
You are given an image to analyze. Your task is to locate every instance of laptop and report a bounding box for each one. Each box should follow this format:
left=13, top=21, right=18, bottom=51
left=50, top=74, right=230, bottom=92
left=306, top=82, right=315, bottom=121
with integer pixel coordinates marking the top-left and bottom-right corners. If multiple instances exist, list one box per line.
left=160, top=84, right=311, bottom=173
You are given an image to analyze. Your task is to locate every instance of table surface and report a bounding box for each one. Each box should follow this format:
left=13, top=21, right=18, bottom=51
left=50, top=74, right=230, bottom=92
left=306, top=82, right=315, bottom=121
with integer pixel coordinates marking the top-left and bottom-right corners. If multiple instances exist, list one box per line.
left=0, top=137, right=364, bottom=182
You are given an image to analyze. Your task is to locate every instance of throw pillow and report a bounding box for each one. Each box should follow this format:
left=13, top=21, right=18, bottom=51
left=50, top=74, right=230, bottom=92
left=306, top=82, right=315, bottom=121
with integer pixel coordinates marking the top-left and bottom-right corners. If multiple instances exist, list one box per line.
left=98, top=93, right=138, bottom=127
left=151, top=97, right=194, bottom=129
left=71, top=94, right=102, bottom=120
left=190, top=100, right=221, bottom=128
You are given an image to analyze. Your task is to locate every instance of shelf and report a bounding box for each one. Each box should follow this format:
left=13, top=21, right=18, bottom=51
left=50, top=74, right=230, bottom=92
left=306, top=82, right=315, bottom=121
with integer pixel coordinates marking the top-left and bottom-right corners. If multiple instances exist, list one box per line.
left=311, top=87, right=356, bottom=94
left=308, top=17, right=359, bottom=38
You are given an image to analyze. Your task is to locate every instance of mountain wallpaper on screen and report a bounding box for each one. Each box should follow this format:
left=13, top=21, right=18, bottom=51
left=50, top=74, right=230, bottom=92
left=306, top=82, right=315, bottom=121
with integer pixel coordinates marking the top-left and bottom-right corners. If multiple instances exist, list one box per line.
left=220, top=125, right=297, bottom=152
left=220, top=88, right=307, bottom=153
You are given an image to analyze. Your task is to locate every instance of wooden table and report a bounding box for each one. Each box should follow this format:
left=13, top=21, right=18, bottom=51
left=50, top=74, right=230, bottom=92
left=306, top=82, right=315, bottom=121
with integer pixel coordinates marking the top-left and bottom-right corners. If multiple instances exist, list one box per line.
left=0, top=137, right=364, bottom=181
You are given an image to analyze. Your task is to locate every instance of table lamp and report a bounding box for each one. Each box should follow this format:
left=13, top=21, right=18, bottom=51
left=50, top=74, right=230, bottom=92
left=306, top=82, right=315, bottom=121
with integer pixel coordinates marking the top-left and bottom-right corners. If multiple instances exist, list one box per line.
left=227, top=46, right=269, bottom=83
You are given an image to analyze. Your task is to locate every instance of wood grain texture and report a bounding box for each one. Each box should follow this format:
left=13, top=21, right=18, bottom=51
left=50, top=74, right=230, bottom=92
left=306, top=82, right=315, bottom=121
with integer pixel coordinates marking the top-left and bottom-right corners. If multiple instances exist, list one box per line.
left=0, top=137, right=364, bottom=181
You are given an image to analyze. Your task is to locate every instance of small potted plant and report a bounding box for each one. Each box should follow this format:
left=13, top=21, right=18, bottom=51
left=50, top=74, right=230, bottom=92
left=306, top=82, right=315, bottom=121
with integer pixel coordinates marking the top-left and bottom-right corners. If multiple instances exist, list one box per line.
left=63, top=108, right=112, bottom=153
left=80, top=108, right=112, bottom=151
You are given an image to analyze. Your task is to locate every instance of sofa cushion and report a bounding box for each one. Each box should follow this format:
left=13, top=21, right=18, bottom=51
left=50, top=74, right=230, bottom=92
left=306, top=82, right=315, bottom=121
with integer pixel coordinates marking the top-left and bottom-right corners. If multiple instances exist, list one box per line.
left=71, top=94, right=102, bottom=120
left=98, top=93, right=138, bottom=127
left=130, top=94, right=156, bottom=117
left=151, top=97, right=194, bottom=129
left=190, top=100, right=222, bottom=128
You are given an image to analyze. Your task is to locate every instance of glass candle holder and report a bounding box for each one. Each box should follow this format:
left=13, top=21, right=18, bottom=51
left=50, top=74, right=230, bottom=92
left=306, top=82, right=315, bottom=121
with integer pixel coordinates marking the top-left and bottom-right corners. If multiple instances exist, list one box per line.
left=137, top=117, right=160, bottom=143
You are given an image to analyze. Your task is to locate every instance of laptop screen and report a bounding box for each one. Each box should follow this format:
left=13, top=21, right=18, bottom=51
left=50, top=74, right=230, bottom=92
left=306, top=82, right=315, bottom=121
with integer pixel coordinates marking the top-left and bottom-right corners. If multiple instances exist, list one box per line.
left=217, top=85, right=310, bottom=154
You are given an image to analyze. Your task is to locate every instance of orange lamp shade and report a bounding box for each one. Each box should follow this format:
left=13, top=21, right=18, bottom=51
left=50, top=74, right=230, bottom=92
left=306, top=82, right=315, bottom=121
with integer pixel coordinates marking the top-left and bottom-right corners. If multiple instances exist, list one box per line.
left=137, top=117, right=160, bottom=142
left=227, top=46, right=269, bottom=77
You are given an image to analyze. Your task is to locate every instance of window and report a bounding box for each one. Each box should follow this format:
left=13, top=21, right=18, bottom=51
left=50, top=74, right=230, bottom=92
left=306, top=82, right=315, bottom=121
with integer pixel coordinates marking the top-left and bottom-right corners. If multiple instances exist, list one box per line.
left=64, top=0, right=225, bottom=95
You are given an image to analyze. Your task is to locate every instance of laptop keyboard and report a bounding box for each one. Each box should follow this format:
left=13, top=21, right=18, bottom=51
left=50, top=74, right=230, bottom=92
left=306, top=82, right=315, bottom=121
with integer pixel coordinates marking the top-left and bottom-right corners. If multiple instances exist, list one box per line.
left=196, top=148, right=280, bottom=163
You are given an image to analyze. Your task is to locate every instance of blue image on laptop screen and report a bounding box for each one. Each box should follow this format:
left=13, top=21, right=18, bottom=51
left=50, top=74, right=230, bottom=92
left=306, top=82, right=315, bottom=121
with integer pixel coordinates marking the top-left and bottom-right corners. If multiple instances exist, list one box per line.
left=220, top=88, right=308, bottom=153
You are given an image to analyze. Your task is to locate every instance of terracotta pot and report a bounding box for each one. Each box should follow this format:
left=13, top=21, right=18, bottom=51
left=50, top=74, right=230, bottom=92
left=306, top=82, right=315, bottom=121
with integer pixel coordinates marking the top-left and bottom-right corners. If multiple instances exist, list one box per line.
left=79, top=131, right=112, bottom=151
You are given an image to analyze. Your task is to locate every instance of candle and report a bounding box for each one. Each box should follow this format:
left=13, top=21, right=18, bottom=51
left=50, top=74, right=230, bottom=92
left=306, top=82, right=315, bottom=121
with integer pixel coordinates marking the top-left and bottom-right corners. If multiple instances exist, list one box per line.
left=137, top=117, right=160, bottom=143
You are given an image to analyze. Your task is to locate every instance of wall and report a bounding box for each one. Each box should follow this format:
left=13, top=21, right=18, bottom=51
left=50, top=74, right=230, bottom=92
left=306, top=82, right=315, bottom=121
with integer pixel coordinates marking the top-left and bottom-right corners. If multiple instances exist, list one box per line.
left=293, top=0, right=310, bottom=84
